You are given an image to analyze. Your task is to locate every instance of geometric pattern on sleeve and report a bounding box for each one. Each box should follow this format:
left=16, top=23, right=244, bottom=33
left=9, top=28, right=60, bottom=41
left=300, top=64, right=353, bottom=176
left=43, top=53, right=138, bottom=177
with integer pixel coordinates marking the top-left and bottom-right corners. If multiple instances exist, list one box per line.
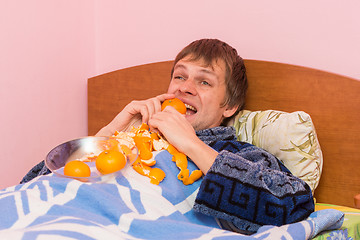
left=195, top=171, right=314, bottom=233
left=194, top=126, right=314, bottom=233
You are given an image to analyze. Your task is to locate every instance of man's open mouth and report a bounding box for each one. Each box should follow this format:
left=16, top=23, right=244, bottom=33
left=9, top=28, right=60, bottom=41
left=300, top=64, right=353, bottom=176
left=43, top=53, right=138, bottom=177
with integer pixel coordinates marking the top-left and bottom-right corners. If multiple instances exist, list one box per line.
left=185, top=104, right=197, bottom=115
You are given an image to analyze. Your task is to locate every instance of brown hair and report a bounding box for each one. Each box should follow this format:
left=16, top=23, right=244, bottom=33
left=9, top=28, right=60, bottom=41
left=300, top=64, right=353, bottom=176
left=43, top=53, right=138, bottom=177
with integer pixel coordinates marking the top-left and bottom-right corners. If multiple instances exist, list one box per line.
left=171, top=39, right=248, bottom=118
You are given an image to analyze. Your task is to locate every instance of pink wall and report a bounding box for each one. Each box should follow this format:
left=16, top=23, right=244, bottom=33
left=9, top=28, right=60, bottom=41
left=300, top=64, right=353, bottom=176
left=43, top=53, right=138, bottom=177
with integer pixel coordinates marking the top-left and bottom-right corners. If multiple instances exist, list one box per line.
left=94, top=0, right=360, bottom=79
left=0, top=1, right=94, bottom=189
left=1, top=0, right=359, bottom=189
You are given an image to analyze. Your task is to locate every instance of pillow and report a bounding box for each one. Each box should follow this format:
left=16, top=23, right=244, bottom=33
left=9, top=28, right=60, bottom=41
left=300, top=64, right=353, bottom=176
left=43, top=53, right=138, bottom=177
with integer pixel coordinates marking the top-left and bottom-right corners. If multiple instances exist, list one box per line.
left=230, top=110, right=323, bottom=193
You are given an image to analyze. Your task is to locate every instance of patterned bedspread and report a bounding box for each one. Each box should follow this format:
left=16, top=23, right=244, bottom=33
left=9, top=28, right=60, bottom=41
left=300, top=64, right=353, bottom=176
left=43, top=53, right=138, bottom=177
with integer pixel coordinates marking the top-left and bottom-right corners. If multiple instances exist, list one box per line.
left=0, top=151, right=344, bottom=239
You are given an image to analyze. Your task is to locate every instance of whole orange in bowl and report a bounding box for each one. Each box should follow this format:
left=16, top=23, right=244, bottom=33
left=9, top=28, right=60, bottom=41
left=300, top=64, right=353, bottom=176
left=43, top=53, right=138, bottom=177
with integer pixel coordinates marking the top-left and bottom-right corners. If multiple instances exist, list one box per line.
left=64, top=160, right=91, bottom=178
left=161, top=98, right=186, bottom=114
left=96, top=150, right=126, bottom=175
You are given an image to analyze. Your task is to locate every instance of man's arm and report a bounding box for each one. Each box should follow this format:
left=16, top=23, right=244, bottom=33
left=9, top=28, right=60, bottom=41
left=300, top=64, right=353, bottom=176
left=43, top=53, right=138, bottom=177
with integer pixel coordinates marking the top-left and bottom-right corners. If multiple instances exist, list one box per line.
left=193, top=143, right=314, bottom=233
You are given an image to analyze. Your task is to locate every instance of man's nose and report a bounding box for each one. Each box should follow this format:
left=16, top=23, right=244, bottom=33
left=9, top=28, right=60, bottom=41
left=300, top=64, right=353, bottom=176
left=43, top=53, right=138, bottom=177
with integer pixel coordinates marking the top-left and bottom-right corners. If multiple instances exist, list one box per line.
left=179, top=79, right=196, bottom=95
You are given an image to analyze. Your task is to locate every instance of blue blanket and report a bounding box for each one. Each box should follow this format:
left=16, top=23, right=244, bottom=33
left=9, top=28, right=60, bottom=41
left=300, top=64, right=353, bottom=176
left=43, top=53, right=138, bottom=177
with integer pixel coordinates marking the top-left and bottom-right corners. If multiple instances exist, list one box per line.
left=0, top=151, right=343, bottom=239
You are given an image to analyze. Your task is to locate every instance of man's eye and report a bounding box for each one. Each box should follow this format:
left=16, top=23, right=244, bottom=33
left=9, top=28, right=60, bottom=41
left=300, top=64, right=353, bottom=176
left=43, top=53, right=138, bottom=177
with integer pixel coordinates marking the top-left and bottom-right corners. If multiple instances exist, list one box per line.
left=201, top=81, right=210, bottom=86
left=174, top=76, right=185, bottom=80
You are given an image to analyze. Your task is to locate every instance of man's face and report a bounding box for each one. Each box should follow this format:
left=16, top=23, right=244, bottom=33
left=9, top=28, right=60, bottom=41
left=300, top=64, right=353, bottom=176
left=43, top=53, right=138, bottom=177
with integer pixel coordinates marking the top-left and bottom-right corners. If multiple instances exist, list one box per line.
left=167, top=56, right=237, bottom=131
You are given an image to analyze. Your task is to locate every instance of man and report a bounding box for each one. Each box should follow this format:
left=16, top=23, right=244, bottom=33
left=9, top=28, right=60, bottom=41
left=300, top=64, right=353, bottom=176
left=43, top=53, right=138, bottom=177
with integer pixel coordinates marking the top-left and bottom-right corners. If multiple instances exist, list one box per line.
left=22, top=39, right=314, bottom=234
left=95, top=39, right=314, bottom=233
left=96, top=39, right=245, bottom=175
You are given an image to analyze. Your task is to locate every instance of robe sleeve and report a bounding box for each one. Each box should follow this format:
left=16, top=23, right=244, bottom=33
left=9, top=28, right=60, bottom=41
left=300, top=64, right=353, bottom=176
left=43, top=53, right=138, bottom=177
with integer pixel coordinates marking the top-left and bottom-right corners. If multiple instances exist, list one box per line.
left=193, top=144, right=314, bottom=233
left=20, top=160, right=51, bottom=184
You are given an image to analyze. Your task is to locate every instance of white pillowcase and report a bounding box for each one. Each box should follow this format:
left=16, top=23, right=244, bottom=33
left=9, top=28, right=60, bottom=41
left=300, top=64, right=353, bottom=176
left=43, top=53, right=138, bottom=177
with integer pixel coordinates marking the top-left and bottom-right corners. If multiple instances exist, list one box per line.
left=231, top=110, right=323, bottom=193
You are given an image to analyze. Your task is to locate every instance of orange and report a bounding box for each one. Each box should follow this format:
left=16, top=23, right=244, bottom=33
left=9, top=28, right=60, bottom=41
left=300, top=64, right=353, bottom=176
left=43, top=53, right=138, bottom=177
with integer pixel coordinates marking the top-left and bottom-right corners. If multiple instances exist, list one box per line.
left=161, top=98, right=186, bottom=114
left=64, top=160, right=91, bottom=178
left=96, top=150, right=126, bottom=175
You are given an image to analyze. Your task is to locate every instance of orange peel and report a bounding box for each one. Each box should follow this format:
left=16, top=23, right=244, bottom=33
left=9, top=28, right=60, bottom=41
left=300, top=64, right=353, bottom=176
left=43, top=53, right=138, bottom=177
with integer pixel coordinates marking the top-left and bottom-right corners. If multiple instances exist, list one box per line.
left=183, top=170, right=203, bottom=185
left=140, top=158, right=156, bottom=167
left=171, top=151, right=202, bottom=184
left=139, top=122, right=150, bottom=131
left=167, top=144, right=180, bottom=155
left=109, top=124, right=203, bottom=185
left=132, top=157, right=165, bottom=185
left=148, top=168, right=166, bottom=185
left=133, top=136, right=153, bottom=160
left=132, top=157, right=152, bottom=176
left=150, top=132, right=160, bottom=140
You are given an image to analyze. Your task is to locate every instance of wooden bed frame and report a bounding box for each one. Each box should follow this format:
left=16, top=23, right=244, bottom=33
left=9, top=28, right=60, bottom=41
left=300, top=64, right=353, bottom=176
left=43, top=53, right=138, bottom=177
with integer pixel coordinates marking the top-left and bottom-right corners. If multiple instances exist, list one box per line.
left=88, top=60, right=360, bottom=208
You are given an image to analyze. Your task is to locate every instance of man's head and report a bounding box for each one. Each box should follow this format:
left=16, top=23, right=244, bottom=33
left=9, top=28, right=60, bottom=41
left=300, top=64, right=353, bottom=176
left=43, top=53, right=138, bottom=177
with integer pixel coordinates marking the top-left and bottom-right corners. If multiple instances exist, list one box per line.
left=168, top=39, right=248, bottom=130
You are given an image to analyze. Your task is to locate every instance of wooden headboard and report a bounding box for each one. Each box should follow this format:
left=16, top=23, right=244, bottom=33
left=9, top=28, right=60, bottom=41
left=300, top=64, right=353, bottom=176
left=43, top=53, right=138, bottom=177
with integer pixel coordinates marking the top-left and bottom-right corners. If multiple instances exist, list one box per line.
left=88, top=60, right=360, bottom=208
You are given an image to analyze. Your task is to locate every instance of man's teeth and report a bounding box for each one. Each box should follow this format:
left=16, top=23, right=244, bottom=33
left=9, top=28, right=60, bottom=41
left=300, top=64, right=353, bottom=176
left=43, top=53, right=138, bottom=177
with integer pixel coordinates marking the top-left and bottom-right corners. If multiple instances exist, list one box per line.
left=185, top=104, right=197, bottom=113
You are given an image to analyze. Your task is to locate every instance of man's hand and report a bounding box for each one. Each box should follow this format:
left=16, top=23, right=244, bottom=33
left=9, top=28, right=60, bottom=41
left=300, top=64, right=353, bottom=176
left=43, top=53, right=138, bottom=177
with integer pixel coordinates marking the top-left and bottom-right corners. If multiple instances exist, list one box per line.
left=149, top=106, right=195, bottom=149
left=149, top=107, right=218, bottom=174
left=96, top=93, right=175, bottom=136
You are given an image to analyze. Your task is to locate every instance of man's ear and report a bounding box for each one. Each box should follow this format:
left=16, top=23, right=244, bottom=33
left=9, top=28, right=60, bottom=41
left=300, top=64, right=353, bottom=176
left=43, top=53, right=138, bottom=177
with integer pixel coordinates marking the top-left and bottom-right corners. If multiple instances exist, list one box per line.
left=223, top=105, right=238, bottom=118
